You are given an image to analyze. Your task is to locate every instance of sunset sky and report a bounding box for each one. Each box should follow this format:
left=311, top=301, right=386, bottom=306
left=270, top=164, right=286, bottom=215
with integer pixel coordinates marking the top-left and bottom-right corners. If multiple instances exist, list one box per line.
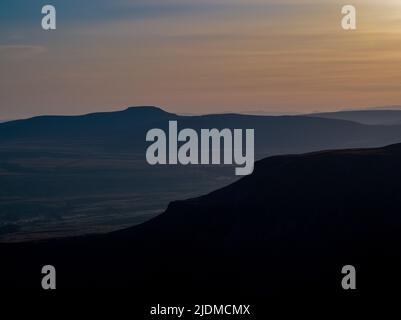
left=1, top=0, right=401, bottom=119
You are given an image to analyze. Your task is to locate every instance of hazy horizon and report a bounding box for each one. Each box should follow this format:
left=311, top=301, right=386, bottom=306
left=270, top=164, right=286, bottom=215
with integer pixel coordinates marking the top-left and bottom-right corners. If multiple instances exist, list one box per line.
left=1, top=0, right=401, bottom=119
left=3, top=104, right=401, bottom=122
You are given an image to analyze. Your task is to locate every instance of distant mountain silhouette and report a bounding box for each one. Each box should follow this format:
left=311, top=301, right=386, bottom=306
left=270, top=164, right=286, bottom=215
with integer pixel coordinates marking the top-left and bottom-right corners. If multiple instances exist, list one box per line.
left=308, top=109, right=401, bottom=125
left=3, top=106, right=401, bottom=154
left=0, top=106, right=173, bottom=148
left=2, top=143, right=401, bottom=298
left=3, top=106, right=401, bottom=242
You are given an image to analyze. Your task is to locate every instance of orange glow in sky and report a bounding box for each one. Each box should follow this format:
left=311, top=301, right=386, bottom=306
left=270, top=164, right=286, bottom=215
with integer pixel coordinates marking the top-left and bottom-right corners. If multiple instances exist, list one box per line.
left=1, top=0, right=401, bottom=118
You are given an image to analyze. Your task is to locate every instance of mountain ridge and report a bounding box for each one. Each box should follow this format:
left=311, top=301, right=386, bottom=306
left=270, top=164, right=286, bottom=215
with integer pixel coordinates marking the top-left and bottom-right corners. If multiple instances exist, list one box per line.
left=3, top=106, right=401, bottom=242
left=2, top=142, right=401, bottom=296
left=2, top=105, right=400, bottom=153
left=308, top=109, right=401, bottom=125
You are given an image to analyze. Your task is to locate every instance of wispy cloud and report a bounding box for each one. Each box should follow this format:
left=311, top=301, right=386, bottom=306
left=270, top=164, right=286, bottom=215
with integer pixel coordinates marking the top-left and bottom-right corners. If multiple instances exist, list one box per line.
left=0, top=44, right=47, bottom=59
left=1, top=0, right=401, bottom=118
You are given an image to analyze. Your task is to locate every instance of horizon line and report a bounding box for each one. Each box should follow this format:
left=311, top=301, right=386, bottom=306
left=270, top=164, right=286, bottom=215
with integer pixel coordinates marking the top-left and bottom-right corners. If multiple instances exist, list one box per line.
left=2, top=104, right=401, bottom=123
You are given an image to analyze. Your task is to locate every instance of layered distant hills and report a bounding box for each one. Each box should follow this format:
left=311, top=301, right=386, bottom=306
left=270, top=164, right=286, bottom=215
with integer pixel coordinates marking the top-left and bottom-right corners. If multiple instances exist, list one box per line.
left=308, top=109, right=401, bottom=125
left=2, top=106, right=401, bottom=241
left=3, top=106, right=401, bottom=153
left=2, top=143, right=401, bottom=296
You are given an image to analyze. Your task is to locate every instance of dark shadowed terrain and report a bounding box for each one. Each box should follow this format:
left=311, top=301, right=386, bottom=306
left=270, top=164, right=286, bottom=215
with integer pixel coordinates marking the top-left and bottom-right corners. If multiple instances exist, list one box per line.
left=2, top=106, right=401, bottom=242
left=2, top=143, right=401, bottom=298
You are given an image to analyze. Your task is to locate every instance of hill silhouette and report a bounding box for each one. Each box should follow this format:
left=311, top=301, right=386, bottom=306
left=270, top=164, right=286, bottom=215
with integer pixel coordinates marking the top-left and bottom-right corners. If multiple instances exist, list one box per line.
left=3, top=106, right=401, bottom=153
left=2, top=143, right=401, bottom=298
left=3, top=106, right=401, bottom=242
left=308, top=109, right=401, bottom=125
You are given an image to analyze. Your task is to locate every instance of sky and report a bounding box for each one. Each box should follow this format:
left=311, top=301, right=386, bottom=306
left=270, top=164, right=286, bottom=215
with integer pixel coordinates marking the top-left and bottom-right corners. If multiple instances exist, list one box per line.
left=1, top=0, right=401, bottom=119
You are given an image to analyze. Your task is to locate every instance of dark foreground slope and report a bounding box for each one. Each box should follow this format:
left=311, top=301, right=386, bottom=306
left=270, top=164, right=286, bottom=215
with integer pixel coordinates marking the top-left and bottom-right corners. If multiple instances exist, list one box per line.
left=4, top=106, right=401, bottom=241
left=2, top=144, right=401, bottom=298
